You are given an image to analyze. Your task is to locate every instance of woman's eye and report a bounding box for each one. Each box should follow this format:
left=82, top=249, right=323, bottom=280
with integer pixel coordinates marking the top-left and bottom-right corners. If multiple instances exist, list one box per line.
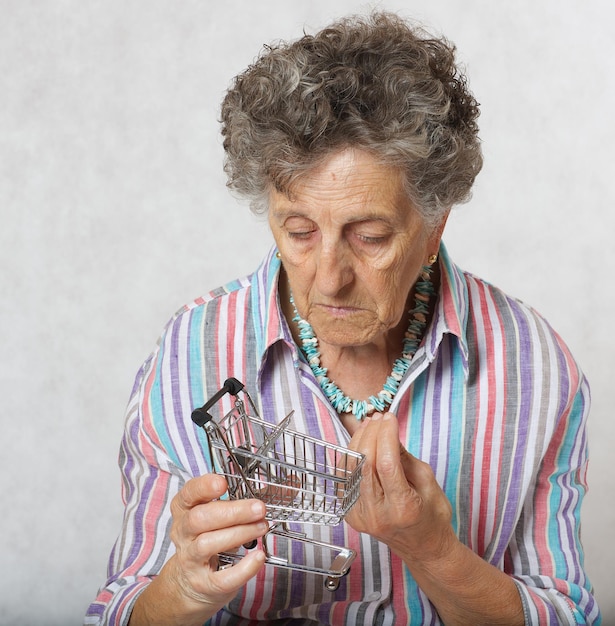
left=356, top=234, right=387, bottom=245
left=283, top=216, right=317, bottom=241
left=288, top=230, right=315, bottom=240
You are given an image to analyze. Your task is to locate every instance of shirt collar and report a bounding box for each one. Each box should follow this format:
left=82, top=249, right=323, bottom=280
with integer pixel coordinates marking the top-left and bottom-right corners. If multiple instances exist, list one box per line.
left=250, top=246, right=299, bottom=370
left=425, top=242, right=470, bottom=376
left=251, top=242, right=470, bottom=378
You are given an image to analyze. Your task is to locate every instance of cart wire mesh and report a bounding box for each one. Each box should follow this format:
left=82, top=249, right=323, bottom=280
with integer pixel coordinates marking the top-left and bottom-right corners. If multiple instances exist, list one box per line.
left=191, top=378, right=365, bottom=588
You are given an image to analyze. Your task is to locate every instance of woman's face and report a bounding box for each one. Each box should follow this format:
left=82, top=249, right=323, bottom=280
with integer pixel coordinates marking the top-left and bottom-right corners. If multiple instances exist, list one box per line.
left=268, top=148, right=447, bottom=348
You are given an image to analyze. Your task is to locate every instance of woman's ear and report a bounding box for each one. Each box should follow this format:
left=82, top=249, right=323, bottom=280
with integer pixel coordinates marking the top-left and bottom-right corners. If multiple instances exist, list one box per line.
left=426, top=210, right=450, bottom=255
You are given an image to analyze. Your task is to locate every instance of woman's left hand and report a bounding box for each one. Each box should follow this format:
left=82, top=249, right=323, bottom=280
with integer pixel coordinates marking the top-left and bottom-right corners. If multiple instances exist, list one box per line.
left=345, top=411, right=525, bottom=626
left=345, top=411, right=456, bottom=564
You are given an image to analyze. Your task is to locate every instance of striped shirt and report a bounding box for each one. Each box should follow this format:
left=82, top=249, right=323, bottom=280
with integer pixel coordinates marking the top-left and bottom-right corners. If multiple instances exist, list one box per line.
left=85, top=244, right=601, bottom=625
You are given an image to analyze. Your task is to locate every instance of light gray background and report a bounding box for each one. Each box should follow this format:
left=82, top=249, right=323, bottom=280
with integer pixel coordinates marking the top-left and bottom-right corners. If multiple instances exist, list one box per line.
left=1, top=1, right=613, bottom=624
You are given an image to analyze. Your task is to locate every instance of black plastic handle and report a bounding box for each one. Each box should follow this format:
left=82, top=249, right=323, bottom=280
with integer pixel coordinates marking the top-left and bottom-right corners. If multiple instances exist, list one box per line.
left=191, top=377, right=244, bottom=427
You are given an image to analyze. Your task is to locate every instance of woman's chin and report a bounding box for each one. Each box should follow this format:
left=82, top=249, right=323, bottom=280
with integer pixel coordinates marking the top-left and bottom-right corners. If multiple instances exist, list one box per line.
left=310, top=321, right=381, bottom=349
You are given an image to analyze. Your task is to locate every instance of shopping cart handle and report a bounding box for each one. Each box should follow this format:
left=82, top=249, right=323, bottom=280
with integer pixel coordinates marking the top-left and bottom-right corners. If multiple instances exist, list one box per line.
left=191, top=377, right=245, bottom=427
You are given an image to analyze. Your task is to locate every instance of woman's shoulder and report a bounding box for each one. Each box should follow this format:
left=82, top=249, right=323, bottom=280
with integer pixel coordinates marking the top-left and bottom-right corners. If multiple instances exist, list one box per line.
left=440, top=248, right=573, bottom=359
left=136, top=272, right=257, bottom=371
left=462, top=268, right=556, bottom=330
left=166, top=248, right=279, bottom=327
left=175, top=273, right=254, bottom=319
left=460, top=268, right=586, bottom=385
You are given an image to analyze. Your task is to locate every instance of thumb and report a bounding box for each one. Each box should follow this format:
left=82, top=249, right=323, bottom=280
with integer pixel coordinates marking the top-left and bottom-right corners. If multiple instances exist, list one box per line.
left=399, top=447, right=439, bottom=494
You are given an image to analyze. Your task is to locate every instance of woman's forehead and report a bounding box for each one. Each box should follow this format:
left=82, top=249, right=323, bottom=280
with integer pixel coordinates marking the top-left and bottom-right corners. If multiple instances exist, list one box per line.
left=269, top=148, right=412, bottom=219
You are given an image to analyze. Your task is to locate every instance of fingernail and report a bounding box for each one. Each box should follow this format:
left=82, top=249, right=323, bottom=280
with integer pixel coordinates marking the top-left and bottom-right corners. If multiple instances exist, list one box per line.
left=251, top=501, right=265, bottom=516
left=254, top=550, right=267, bottom=563
left=371, top=412, right=381, bottom=421
left=383, top=412, right=392, bottom=421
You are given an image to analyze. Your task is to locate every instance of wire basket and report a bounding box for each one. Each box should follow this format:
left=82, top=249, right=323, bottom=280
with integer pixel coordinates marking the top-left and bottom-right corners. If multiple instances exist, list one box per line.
left=192, top=378, right=365, bottom=590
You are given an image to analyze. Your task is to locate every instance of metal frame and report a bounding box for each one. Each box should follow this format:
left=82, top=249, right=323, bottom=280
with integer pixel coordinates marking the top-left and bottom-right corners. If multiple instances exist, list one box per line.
left=191, top=378, right=365, bottom=590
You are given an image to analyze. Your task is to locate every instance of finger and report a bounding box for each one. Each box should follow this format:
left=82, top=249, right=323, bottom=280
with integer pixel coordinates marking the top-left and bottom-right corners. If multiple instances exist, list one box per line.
left=173, top=474, right=229, bottom=513
left=354, top=412, right=412, bottom=504
left=399, top=447, right=437, bottom=493
left=376, top=413, right=403, bottom=472
left=209, top=549, right=267, bottom=593
left=185, top=499, right=267, bottom=536
left=353, top=414, right=385, bottom=496
left=370, top=413, right=410, bottom=496
left=168, top=544, right=267, bottom=607
left=344, top=414, right=388, bottom=528
left=188, top=519, right=270, bottom=563
left=346, top=414, right=372, bottom=452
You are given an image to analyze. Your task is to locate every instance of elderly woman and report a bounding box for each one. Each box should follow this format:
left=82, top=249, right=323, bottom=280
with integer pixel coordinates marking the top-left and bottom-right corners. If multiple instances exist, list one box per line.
left=86, top=12, right=600, bottom=626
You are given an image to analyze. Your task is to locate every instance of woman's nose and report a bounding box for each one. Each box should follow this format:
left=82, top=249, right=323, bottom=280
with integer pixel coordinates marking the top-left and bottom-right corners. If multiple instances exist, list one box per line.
left=315, top=244, right=353, bottom=296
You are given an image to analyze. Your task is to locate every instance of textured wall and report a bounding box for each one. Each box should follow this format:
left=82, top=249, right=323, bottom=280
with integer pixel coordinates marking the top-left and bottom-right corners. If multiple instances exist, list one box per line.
left=1, top=1, right=612, bottom=623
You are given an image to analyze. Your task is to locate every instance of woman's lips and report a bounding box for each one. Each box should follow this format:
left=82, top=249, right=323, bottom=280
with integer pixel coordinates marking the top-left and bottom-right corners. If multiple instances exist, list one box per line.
left=316, top=304, right=362, bottom=318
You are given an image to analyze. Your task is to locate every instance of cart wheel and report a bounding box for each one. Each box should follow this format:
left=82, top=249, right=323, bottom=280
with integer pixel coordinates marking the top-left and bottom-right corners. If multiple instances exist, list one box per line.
left=325, top=576, right=340, bottom=592
left=243, top=540, right=258, bottom=549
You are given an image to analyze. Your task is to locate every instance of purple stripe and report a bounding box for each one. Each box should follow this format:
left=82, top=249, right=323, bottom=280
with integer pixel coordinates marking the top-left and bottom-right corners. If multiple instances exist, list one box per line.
left=493, top=299, right=533, bottom=562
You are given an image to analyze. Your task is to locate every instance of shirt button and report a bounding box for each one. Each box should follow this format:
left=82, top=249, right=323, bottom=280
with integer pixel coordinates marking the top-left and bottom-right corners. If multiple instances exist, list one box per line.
left=365, top=592, right=381, bottom=601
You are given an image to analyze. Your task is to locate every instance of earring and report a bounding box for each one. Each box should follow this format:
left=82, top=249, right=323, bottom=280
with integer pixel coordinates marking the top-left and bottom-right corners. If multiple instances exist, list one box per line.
left=428, top=253, right=438, bottom=265
left=275, top=251, right=282, bottom=260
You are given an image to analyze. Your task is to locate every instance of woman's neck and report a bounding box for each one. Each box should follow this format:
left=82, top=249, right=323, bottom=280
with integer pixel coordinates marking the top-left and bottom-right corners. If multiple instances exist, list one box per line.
left=279, top=262, right=440, bottom=422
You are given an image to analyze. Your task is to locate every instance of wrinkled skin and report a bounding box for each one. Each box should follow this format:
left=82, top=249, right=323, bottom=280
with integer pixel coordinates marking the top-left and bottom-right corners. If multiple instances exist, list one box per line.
left=269, top=148, right=446, bottom=353
left=129, top=147, right=523, bottom=625
left=345, top=412, right=456, bottom=563
left=129, top=475, right=268, bottom=626
left=345, top=413, right=524, bottom=626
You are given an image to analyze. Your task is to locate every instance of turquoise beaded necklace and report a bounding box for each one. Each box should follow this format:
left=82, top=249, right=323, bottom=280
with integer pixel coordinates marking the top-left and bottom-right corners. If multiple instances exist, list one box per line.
left=290, top=265, right=436, bottom=420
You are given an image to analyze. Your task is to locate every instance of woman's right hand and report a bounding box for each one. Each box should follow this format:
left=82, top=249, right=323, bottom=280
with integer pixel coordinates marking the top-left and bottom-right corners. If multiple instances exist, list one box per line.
left=128, top=474, right=268, bottom=626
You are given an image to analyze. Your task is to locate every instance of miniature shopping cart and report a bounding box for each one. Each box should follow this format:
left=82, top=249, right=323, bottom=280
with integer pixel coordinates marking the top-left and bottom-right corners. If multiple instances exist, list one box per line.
left=191, top=378, right=365, bottom=590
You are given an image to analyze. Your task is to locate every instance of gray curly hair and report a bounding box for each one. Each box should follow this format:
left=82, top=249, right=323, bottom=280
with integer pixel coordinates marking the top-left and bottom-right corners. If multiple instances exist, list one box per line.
left=220, top=12, right=482, bottom=224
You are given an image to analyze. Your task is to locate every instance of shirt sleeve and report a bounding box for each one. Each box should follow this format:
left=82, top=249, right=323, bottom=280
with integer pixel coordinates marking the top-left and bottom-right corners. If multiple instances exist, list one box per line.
left=83, top=347, right=193, bottom=626
left=505, top=376, right=601, bottom=625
